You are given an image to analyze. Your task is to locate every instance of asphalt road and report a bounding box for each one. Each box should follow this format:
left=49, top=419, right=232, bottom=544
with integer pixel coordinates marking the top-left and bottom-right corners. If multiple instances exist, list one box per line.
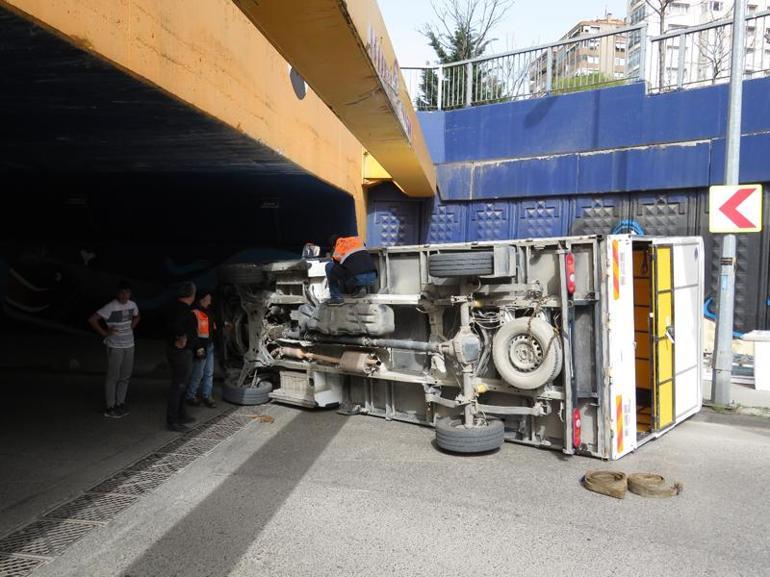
left=27, top=405, right=770, bottom=577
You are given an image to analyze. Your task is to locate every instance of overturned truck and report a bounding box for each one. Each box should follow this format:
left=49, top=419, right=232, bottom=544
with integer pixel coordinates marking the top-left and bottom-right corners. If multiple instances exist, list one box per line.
left=220, top=235, right=704, bottom=459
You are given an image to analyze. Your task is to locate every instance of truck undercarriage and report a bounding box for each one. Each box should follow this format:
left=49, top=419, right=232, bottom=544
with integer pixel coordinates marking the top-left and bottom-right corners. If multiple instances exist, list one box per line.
left=220, top=236, right=611, bottom=457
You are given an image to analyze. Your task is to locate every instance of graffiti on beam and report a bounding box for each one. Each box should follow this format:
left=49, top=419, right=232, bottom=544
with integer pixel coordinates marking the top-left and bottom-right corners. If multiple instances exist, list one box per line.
left=367, top=25, right=413, bottom=144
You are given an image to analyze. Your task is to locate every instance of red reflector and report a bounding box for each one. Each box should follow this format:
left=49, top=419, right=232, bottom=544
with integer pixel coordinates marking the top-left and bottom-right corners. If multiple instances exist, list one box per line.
left=565, top=252, right=576, bottom=295
left=572, top=407, right=581, bottom=449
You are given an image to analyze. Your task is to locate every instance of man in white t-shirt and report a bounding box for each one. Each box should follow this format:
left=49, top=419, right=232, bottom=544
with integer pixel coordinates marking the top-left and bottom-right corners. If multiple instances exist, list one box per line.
left=89, top=281, right=141, bottom=418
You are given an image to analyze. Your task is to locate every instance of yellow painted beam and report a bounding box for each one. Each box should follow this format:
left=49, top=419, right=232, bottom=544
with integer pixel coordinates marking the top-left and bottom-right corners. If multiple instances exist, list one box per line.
left=232, top=0, right=437, bottom=198
left=2, top=0, right=369, bottom=235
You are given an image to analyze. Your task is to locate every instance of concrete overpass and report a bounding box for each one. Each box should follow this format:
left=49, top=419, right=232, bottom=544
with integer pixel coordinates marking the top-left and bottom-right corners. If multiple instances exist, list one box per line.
left=0, top=0, right=436, bottom=235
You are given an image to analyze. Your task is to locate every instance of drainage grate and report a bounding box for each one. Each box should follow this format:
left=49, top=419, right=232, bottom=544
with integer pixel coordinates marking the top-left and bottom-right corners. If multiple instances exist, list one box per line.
left=89, top=469, right=170, bottom=496
left=156, top=436, right=222, bottom=456
left=189, top=422, right=245, bottom=440
left=0, top=406, right=259, bottom=575
left=0, top=520, right=96, bottom=558
left=126, top=452, right=199, bottom=475
left=0, top=553, right=46, bottom=577
left=44, top=493, right=138, bottom=523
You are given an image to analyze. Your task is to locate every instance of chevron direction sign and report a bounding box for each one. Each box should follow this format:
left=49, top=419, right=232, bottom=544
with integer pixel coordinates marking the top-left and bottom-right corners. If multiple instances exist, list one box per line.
left=709, top=185, right=763, bottom=233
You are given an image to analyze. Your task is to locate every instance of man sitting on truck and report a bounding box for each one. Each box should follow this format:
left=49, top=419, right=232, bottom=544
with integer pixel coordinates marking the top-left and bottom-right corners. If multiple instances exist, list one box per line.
left=325, top=235, right=377, bottom=305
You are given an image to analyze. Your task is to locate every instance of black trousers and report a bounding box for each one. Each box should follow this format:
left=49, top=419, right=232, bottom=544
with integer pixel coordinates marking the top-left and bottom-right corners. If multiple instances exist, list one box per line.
left=166, top=348, right=193, bottom=425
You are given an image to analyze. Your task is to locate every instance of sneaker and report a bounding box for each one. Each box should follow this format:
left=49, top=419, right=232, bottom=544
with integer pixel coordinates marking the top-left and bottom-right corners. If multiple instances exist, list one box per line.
left=326, top=297, right=344, bottom=306
left=167, top=422, right=191, bottom=433
left=180, top=414, right=196, bottom=425
left=203, top=397, right=217, bottom=408
left=104, top=407, right=120, bottom=419
left=185, top=396, right=201, bottom=407
left=115, top=404, right=129, bottom=417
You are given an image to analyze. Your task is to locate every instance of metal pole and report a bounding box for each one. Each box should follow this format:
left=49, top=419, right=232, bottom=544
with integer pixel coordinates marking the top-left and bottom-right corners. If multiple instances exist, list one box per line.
left=466, top=62, right=473, bottom=107
left=712, top=0, right=747, bottom=407
left=638, top=24, right=648, bottom=85
left=676, top=32, right=686, bottom=90
left=436, top=66, right=444, bottom=111
left=545, top=49, right=553, bottom=94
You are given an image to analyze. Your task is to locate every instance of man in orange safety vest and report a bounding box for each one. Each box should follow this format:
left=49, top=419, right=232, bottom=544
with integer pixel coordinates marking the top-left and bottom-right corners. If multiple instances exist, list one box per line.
left=325, top=235, right=377, bottom=305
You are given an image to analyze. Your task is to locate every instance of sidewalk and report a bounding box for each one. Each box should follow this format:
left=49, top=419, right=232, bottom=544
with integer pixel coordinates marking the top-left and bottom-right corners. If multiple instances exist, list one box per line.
left=702, top=370, right=770, bottom=413
left=0, top=371, right=228, bottom=537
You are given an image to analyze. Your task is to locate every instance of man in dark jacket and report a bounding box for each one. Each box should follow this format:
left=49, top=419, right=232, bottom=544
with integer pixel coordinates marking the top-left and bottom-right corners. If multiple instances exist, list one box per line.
left=185, top=290, right=217, bottom=408
left=166, top=281, right=204, bottom=432
left=325, top=235, right=377, bottom=305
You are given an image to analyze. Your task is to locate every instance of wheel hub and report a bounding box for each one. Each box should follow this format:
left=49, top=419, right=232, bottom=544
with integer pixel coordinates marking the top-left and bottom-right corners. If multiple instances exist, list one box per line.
left=508, top=335, right=543, bottom=372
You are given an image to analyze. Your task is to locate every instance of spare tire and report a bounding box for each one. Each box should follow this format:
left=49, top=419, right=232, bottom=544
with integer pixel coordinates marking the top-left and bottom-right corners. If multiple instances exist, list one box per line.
left=429, top=252, right=494, bottom=278
left=492, top=317, right=562, bottom=390
left=219, top=264, right=265, bottom=285
left=435, top=416, right=505, bottom=454
left=222, top=380, right=272, bottom=406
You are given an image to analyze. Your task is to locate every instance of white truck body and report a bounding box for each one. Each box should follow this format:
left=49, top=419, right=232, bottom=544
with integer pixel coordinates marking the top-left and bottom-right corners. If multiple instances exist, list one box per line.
left=223, top=234, right=703, bottom=459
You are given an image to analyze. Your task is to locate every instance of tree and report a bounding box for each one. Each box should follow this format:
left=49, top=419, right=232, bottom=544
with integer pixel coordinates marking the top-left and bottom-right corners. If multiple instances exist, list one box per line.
left=644, top=0, right=676, bottom=89
left=696, top=5, right=732, bottom=85
left=419, top=0, right=514, bottom=109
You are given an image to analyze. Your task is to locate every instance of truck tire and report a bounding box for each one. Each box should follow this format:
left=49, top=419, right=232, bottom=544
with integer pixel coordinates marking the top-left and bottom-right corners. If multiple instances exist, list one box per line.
left=492, top=317, right=562, bottom=390
left=428, top=252, right=494, bottom=277
left=219, top=264, right=264, bottom=285
left=435, top=417, right=505, bottom=454
left=222, top=381, right=272, bottom=406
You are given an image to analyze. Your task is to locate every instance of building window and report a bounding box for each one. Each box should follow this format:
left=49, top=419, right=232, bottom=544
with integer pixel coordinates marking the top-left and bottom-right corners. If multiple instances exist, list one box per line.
left=670, top=2, right=689, bottom=15
left=711, top=1, right=724, bottom=11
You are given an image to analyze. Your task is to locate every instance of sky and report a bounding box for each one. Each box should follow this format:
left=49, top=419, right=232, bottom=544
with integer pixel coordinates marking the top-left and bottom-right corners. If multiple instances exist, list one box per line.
left=378, top=0, right=630, bottom=66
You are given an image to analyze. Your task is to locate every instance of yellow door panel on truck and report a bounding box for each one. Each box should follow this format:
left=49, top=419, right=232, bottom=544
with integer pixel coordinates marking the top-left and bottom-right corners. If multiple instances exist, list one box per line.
left=653, top=245, right=675, bottom=430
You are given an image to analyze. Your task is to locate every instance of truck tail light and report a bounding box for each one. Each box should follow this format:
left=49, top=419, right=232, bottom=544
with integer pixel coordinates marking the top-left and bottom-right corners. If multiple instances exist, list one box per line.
left=572, top=407, right=581, bottom=449
left=565, top=252, right=576, bottom=296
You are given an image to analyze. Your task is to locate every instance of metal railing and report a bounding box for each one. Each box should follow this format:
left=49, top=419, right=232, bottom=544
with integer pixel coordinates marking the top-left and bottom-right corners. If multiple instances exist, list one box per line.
left=648, top=9, right=770, bottom=92
left=402, top=10, right=770, bottom=110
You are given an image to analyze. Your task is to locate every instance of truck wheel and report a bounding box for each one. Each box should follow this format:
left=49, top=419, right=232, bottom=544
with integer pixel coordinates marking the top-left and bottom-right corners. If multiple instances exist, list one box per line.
left=492, top=317, right=562, bottom=390
left=435, top=417, right=505, bottom=454
left=222, top=381, right=272, bottom=406
left=428, top=252, right=494, bottom=277
left=219, top=264, right=265, bottom=285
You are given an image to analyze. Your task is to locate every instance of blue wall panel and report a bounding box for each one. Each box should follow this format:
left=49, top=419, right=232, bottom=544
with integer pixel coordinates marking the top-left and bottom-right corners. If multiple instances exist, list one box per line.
left=517, top=198, right=568, bottom=238
left=424, top=199, right=467, bottom=243
left=470, top=155, right=578, bottom=199
left=417, top=111, right=446, bottom=164
left=368, top=199, right=421, bottom=247
left=710, top=133, right=770, bottom=185
left=436, top=163, right=473, bottom=200
left=424, top=76, right=770, bottom=200
left=467, top=201, right=513, bottom=241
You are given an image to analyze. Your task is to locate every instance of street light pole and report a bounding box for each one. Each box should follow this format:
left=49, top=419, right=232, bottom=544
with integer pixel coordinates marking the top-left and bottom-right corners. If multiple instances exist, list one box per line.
left=712, top=0, right=747, bottom=406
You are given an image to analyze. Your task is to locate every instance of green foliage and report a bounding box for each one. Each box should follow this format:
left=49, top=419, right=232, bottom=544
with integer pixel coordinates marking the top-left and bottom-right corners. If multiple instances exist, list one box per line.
left=551, top=72, right=624, bottom=95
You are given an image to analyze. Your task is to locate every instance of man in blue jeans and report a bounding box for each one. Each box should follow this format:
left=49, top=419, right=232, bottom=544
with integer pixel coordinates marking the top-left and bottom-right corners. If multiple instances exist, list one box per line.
left=325, top=235, right=377, bottom=305
left=186, top=290, right=217, bottom=408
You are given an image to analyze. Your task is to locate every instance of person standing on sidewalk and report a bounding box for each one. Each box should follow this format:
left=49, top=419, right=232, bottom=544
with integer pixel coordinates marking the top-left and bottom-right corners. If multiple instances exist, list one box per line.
left=186, top=290, right=217, bottom=408
left=165, top=281, right=204, bottom=432
left=88, top=281, right=140, bottom=418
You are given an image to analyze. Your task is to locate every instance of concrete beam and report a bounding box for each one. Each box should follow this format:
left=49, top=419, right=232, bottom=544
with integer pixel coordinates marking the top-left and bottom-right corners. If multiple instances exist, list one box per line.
left=232, top=0, right=437, bottom=198
left=1, top=0, right=368, bottom=232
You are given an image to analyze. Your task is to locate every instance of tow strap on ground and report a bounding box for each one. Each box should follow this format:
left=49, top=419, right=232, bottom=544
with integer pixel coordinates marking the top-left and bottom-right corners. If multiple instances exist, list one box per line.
left=627, top=473, right=683, bottom=498
left=583, top=471, right=628, bottom=499
left=583, top=470, right=683, bottom=499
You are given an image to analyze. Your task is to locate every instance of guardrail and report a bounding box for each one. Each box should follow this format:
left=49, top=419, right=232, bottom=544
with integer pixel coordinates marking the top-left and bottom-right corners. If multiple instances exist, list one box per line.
left=648, top=9, right=770, bottom=92
left=402, top=10, right=770, bottom=110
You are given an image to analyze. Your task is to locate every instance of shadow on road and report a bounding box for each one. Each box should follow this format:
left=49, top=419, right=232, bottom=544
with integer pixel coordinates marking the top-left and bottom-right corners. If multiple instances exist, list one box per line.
left=123, top=408, right=348, bottom=577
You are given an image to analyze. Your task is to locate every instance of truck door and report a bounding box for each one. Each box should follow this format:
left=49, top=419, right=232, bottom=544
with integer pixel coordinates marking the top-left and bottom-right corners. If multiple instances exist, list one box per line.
left=652, top=245, right=675, bottom=430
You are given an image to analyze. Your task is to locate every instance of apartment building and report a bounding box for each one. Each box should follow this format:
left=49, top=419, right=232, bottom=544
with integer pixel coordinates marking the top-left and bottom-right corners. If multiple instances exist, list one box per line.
left=529, top=16, right=628, bottom=94
left=627, top=0, right=770, bottom=86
